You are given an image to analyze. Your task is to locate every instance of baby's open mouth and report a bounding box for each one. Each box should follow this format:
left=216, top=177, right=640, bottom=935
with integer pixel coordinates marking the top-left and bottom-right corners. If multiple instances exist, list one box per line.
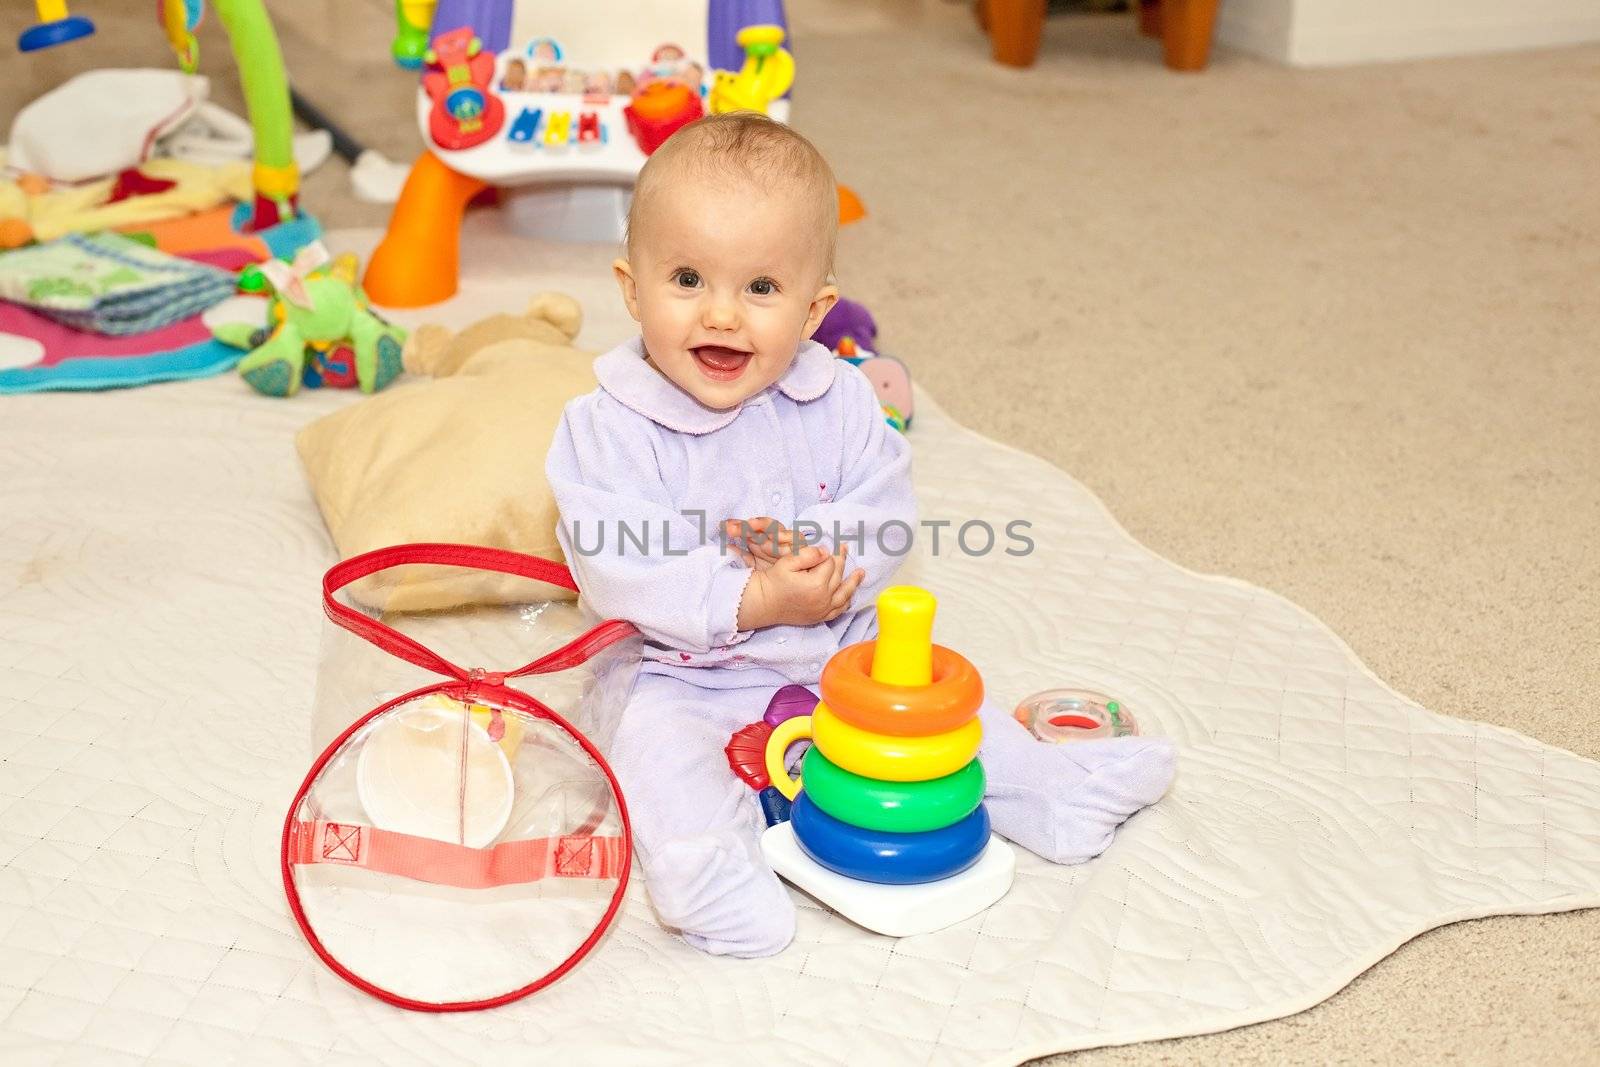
left=691, top=345, right=752, bottom=382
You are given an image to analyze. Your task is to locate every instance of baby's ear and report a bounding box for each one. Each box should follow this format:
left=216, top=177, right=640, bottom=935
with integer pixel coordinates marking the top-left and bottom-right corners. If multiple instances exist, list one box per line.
left=613, top=258, right=641, bottom=323
left=802, top=282, right=840, bottom=340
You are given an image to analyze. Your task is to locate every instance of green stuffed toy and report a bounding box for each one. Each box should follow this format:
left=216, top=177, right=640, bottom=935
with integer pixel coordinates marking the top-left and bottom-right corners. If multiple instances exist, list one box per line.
left=215, top=241, right=406, bottom=397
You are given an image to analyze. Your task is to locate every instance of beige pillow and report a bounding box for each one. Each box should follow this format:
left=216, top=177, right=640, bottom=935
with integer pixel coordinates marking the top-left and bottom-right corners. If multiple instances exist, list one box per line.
left=296, top=293, right=597, bottom=611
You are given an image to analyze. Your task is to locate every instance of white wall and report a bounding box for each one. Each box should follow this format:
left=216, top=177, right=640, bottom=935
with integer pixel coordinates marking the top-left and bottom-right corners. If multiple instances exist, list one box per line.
left=1217, top=0, right=1600, bottom=67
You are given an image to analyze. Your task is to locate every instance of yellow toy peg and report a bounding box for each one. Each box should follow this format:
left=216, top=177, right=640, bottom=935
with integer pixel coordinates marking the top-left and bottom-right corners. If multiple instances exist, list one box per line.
left=870, top=585, right=936, bottom=687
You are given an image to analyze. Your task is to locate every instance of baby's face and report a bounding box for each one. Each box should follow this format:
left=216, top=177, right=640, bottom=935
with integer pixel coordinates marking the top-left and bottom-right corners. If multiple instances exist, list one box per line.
left=615, top=178, right=836, bottom=410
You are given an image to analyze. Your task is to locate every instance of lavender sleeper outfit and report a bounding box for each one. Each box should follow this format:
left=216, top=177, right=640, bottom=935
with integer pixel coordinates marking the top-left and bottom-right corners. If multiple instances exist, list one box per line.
left=547, top=338, right=1175, bottom=957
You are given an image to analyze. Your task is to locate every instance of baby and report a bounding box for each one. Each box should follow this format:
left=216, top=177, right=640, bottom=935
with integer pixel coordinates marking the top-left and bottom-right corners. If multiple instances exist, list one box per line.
left=547, top=114, right=1175, bottom=957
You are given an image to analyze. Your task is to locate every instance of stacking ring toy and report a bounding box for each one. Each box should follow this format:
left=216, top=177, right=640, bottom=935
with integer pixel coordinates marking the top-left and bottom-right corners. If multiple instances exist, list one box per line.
left=766, top=708, right=984, bottom=795
left=765, top=715, right=814, bottom=800
left=819, top=641, right=983, bottom=736
left=814, top=705, right=981, bottom=782
left=800, top=748, right=984, bottom=834
left=789, top=793, right=991, bottom=884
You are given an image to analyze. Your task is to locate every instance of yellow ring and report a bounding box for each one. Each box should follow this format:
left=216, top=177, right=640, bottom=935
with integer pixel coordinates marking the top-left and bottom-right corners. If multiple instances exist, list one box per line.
left=736, top=24, right=786, bottom=48
left=253, top=161, right=301, bottom=199
left=813, top=705, right=982, bottom=782
left=764, top=715, right=812, bottom=801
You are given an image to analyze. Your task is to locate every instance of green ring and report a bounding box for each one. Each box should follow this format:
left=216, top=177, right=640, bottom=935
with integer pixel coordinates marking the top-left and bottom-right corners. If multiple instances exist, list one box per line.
left=801, top=748, right=985, bottom=834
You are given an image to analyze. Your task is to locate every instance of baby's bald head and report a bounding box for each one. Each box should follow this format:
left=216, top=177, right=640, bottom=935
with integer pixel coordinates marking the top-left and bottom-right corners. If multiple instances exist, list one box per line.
left=626, top=113, right=838, bottom=281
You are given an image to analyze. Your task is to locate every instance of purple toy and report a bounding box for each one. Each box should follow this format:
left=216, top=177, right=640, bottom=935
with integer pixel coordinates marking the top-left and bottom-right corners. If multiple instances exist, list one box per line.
left=764, top=684, right=818, bottom=728
left=708, top=0, right=791, bottom=79
left=428, top=0, right=514, bottom=52
left=813, top=298, right=877, bottom=354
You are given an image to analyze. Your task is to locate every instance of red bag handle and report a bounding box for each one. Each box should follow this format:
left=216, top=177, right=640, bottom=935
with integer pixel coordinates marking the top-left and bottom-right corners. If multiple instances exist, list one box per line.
left=322, top=543, right=636, bottom=684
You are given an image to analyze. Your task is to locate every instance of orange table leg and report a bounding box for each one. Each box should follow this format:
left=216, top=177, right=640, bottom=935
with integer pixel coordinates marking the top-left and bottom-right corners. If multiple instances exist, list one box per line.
left=1162, top=0, right=1220, bottom=71
left=363, top=151, right=488, bottom=308
left=985, top=0, right=1046, bottom=68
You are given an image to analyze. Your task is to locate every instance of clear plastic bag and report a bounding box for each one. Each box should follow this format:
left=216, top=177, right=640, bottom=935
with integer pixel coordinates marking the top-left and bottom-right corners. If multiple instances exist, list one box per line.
left=285, top=545, right=642, bottom=1010
left=311, top=553, right=640, bottom=756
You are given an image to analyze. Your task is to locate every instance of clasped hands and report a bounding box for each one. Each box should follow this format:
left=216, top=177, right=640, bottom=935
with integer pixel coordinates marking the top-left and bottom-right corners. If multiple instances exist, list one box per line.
left=726, top=517, right=865, bottom=630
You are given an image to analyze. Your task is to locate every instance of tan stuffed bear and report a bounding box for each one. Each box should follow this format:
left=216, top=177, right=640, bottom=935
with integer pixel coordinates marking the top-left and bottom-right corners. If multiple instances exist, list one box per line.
left=297, top=292, right=598, bottom=611
left=401, top=292, right=585, bottom=378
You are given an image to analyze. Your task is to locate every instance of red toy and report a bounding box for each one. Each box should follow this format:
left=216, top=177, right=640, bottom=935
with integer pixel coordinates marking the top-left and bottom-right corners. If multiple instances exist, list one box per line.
left=422, top=26, right=505, bottom=151
left=623, top=80, right=703, bottom=155
left=725, top=720, right=774, bottom=792
left=577, top=110, right=602, bottom=144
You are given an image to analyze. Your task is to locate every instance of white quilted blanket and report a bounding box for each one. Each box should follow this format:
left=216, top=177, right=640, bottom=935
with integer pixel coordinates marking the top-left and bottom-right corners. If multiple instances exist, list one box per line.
left=3, top=261, right=1598, bottom=1065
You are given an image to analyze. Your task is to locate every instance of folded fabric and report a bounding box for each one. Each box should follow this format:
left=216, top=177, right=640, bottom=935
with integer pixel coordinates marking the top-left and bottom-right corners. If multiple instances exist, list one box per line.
left=8, top=69, right=209, bottom=183
left=158, top=101, right=335, bottom=177
left=0, top=291, right=269, bottom=396
left=0, top=336, right=244, bottom=395
left=0, top=300, right=209, bottom=364
left=0, top=158, right=253, bottom=247
left=0, top=231, right=235, bottom=335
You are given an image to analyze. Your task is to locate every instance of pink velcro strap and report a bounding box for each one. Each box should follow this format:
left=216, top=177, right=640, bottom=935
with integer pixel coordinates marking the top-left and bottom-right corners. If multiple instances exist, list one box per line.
left=288, top=821, right=626, bottom=889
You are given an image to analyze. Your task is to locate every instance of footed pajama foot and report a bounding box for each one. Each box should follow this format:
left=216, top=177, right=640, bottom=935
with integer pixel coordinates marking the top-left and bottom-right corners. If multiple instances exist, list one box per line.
left=641, top=828, right=796, bottom=958
left=984, top=734, right=1177, bottom=865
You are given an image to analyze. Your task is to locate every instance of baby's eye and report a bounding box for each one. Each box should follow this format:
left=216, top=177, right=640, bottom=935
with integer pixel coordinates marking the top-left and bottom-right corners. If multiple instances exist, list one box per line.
left=748, top=278, right=777, bottom=296
left=674, top=269, right=701, bottom=289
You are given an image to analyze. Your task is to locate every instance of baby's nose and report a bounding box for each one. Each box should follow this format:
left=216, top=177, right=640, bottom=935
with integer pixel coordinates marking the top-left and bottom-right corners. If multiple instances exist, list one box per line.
left=702, top=299, right=740, bottom=330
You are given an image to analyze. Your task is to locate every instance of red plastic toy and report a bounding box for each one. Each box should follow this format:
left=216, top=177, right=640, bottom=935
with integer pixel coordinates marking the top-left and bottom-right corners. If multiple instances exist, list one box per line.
left=422, top=26, right=505, bottom=151
left=623, top=80, right=703, bottom=155
left=577, top=110, right=602, bottom=144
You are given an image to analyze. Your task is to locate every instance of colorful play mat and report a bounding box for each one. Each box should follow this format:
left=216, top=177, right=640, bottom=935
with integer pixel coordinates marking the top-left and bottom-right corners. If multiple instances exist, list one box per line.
left=2, top=0, right=317, bottom=393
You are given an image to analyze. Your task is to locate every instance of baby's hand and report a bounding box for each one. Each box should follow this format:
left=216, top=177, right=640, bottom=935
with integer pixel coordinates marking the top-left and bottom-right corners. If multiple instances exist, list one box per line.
left=724, top=516, right=810, bottom=570
left=737, top=544, right=865, bottom=630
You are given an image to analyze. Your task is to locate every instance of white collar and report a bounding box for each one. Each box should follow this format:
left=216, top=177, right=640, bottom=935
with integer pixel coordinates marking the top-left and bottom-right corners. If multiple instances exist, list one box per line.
left=593, top=338, right=838, bottom=434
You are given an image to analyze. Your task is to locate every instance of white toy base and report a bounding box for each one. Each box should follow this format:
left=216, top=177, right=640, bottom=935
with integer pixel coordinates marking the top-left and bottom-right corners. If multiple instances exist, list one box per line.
left=761, top=824, right=1016, bottom=938
left=501, top=183, right=631, bottom=244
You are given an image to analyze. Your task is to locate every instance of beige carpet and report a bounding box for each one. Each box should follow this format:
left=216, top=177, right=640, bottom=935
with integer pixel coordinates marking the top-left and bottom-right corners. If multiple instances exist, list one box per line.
left=5, top=1, right=1597, bottom=1062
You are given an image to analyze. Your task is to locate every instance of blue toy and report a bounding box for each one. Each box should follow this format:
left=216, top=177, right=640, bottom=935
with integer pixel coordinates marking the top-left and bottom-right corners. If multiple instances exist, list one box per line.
left=788, top=794, right=992, bottom=885
left=18, top=1, right=95, bottom=51
left=508, top=106, right=542, bottom=143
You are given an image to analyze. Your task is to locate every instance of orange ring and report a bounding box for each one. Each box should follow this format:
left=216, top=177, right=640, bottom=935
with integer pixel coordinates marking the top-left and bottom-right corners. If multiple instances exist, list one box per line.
left=819, top=642, right=983, bottom=736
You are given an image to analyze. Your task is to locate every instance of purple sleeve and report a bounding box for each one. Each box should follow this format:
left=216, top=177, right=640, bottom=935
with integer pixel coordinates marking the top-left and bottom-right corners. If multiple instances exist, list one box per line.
left=795, top=365, right=916, bottom=599
left=547, top=396, right=753, bottom=653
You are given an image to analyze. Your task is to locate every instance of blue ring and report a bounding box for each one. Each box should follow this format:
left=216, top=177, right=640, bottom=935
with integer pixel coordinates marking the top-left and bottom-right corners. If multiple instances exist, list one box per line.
left=19, top=17, right=95, bottom=52
left=790, top=792, right=990, bottom=885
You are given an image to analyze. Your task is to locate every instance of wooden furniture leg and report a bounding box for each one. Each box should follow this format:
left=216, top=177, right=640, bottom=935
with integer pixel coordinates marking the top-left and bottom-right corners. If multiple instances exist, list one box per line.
left=983, top=0, right=1046, bottom=68
left=1161, top=0, right=1220, bottom=71
left=1137, top=0, right=1162, bottom=38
